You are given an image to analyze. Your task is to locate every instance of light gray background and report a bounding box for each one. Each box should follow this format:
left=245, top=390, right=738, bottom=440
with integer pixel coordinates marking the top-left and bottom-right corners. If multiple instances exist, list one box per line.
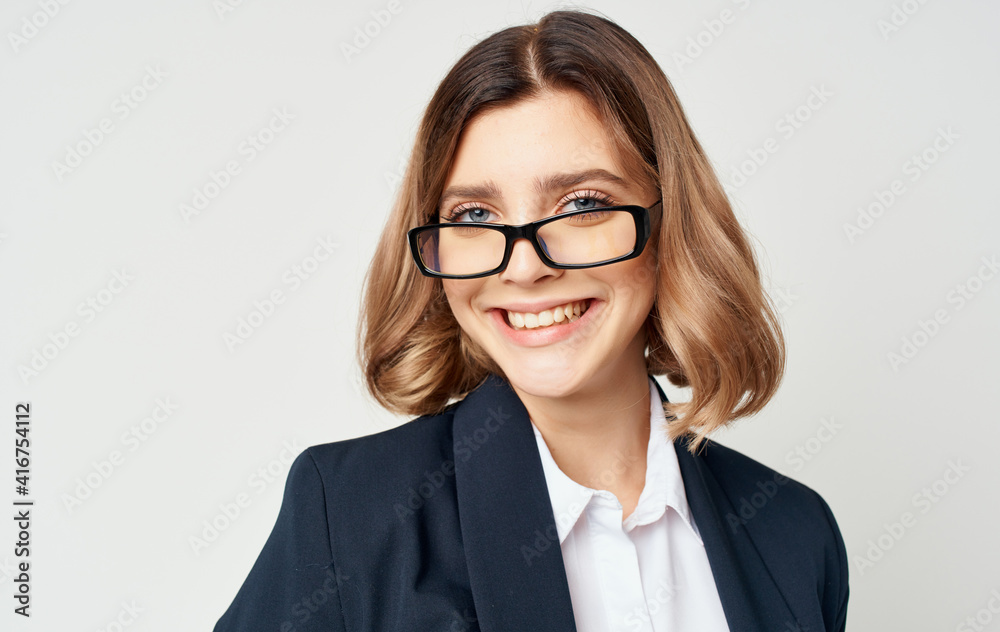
left=2, top=1, right=998, bottom=630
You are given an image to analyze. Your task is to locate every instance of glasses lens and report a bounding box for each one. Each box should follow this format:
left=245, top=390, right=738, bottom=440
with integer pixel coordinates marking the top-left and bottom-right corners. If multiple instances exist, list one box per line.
left=536, top=209, right=637, bottom=265
left=416, top=209, right=640, bottom=277
left=416, top=224, right=506, bottom=276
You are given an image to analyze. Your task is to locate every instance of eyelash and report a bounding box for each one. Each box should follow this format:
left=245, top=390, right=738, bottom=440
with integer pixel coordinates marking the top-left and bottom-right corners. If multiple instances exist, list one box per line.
left=441, top=190, right=617, bottom=223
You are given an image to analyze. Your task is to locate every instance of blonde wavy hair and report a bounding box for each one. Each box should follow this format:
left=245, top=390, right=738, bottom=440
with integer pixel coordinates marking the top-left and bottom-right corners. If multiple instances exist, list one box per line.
left=358, top=9, right=784, bottom=452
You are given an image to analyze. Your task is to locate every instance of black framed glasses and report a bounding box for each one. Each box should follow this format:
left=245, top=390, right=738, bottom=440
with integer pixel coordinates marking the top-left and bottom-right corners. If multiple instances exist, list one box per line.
left=407, top=200, right=661, bottom=279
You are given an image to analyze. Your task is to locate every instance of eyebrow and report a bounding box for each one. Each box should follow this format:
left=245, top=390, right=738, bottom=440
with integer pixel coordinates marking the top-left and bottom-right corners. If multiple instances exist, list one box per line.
left=436, top=168, right=628, bottom=209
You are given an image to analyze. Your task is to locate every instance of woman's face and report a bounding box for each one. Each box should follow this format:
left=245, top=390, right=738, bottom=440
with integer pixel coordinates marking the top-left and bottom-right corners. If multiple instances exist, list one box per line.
left=439, top=90, right=659, bottom=402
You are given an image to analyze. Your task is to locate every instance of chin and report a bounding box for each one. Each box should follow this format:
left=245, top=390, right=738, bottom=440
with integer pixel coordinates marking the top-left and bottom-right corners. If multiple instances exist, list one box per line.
left=498, top=358, right=594, bottom=401
left=508, top=379, right=580, bottom=403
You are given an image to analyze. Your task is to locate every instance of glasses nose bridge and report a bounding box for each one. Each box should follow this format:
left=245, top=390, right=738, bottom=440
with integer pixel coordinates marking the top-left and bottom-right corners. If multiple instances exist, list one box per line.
left=504, top=221, right=548, bottom=259
left=499, top=220, right=553, bottom=275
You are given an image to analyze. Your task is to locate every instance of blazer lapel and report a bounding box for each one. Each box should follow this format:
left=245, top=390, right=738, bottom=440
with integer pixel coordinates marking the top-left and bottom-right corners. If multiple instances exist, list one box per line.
left=654, top=379, right=797, bottom=632
left=453, top=374, right=798, bottom=632
left=453, top=374, right=578, bottom=632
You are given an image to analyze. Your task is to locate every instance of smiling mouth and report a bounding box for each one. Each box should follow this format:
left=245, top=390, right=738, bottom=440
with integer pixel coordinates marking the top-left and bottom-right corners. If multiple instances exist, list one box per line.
left=504, top=300, right=592, bottom=330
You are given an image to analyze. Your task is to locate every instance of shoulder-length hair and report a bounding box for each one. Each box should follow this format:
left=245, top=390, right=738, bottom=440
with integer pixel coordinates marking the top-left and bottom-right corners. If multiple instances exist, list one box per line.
left=358, top=9, right=784, bottom=452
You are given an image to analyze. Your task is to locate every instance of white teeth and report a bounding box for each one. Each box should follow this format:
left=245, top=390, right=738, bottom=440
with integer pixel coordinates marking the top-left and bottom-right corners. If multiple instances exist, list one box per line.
left=505, top=300, right=590, bottom=330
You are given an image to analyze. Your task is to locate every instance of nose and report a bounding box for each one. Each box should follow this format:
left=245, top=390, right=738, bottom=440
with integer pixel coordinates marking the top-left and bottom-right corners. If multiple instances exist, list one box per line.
left=499, top=236, right=559, bottom=285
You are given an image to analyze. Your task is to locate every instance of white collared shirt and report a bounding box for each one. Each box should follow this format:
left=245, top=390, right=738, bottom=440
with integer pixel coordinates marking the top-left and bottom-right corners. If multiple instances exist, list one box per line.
left=530, top=378, right=731, bottom=632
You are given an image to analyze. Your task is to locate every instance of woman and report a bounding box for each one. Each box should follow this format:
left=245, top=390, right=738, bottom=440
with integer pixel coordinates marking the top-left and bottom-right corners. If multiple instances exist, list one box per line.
left=214, top=9, right=848, bottom=632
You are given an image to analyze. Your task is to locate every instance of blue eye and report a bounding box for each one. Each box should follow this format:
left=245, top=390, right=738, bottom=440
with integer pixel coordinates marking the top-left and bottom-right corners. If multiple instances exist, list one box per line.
left=446, top=207, right=496, bottom=223
left=563, top=191, right=615, bottom=213
left=569, top=197, right=599, bottom=211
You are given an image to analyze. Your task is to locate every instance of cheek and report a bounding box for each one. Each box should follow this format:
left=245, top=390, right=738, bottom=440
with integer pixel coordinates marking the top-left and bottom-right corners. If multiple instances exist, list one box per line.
left=441, top=279, right=482, bottom=323
left=441, top=279, right=466, bottom=304
left=613, top=255, right=658, bottom=311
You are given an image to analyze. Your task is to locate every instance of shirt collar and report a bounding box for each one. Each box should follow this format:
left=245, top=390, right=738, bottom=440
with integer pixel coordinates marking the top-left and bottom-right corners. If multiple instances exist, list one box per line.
left=530, top=377, right=703, bottom=545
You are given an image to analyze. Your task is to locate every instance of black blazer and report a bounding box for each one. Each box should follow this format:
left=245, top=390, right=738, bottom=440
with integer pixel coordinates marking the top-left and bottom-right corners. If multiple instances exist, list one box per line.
left=214, top=375, right=849, bottom=632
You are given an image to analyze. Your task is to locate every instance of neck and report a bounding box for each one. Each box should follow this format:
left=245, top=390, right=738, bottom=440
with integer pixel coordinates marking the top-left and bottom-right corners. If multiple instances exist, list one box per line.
left=513, top=362, right=652, bottom=506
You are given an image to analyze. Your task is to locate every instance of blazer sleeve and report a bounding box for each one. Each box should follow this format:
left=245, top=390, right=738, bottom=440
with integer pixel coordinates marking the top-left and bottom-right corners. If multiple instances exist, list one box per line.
left=213, top=448, right=348, bottom=632
left=818, top=491, right=850, bottom=632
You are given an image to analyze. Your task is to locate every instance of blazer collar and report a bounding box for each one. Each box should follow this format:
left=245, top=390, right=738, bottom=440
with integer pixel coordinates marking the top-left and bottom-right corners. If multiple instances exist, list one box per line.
left=453, top=374, right=792, bottom=632
left=452, top=374, right=578, bottom=632
left=655, top=380, right=795, bottom=632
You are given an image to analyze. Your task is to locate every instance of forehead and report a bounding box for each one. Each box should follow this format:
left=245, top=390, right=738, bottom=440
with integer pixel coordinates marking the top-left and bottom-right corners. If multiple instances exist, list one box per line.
left=443, top=90, right=626, bottom=192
